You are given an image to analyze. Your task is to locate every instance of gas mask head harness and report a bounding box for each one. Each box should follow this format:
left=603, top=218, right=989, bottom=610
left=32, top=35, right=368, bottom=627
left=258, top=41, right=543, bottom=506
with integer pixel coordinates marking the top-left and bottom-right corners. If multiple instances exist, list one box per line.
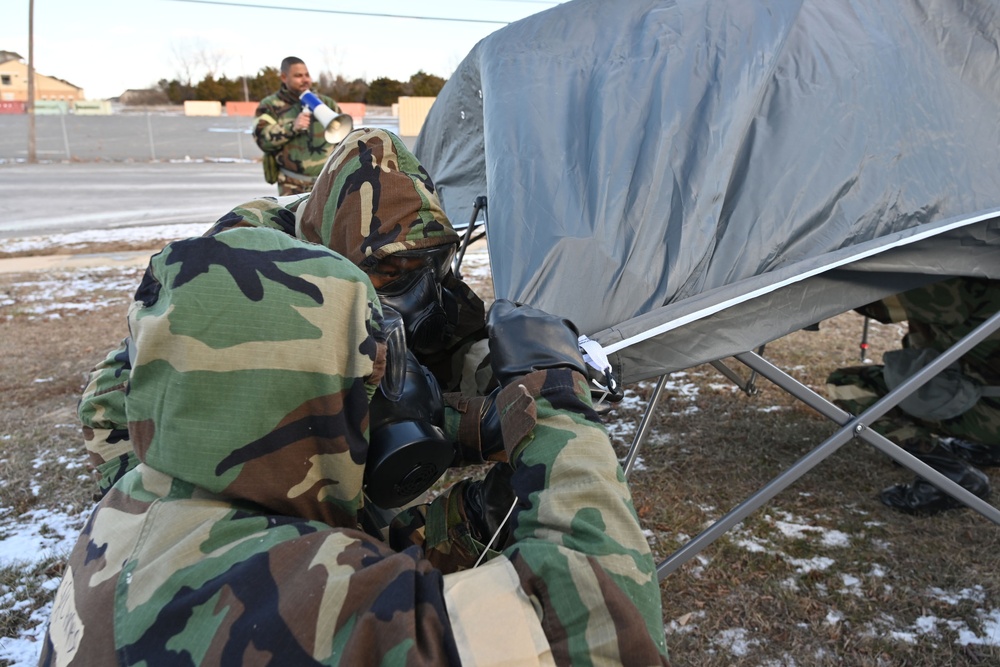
left=365, top=305, right=454, bottom=509
left=371, top=244, right=458, bottom=357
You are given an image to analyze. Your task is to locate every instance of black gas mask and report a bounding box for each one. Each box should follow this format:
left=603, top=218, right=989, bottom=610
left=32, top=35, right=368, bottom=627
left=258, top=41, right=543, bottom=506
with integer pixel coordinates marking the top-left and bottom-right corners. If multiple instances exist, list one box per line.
left=364, top=307, right=455, bottom=508
left=375, top=245, right=458, bottom=356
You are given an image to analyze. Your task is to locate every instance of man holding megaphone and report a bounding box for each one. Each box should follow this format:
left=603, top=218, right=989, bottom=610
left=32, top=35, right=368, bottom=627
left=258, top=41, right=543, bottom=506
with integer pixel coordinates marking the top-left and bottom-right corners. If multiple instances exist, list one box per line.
left=253, top=56, right=351, bottom=195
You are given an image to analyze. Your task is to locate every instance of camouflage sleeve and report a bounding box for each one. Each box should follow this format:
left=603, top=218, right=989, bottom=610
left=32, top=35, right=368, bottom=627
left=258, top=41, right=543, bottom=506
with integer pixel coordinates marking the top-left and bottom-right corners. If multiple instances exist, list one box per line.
left=253, top=99, right=298, bottom=153
left=78, top=339, right=138, bottom=496
left=854, top=293, right=907, bottom=323
left=501, top=368, right=670, bottom=664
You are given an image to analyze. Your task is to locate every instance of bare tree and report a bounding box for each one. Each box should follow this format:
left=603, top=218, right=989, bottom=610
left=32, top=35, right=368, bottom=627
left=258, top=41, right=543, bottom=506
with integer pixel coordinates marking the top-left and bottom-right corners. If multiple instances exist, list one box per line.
left=197, top=45, right=229, bottom=79
left=169, top=38, right=229, bottom=83
left=318, top=45, right=344, bottom=82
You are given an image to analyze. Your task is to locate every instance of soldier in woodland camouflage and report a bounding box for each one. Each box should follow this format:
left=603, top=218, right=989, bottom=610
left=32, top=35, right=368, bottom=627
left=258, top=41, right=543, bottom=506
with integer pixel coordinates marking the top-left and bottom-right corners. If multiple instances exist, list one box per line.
left=826, top=277, right=1000, bottom=514
left=298, top=127, right=492, bottom=397
left=40, top=229, right=670, bottom=666
left=77, top=132, right=508, bottom=566
left=253, top=56, right=343, bottom=195
left=79, top=131, right=500, bottom=504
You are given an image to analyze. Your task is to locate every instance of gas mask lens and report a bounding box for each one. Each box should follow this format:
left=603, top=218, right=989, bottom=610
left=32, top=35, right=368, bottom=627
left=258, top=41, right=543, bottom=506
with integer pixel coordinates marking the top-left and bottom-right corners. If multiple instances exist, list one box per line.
left=373, top=245, right=457, bottom=297
left=378, top=306, right=408, bottom=402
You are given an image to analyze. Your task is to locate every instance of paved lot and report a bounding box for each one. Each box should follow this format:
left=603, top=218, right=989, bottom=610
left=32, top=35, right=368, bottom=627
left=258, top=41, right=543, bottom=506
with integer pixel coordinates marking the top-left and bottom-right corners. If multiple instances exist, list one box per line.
left=0, top=123, right=415, bottom=240
left=0, top=162, right=273, bottom=238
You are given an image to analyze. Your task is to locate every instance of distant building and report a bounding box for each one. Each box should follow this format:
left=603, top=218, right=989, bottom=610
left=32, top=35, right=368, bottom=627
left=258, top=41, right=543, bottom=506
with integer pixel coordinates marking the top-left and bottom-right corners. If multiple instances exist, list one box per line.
left=0, top=51, right=85, bottom=102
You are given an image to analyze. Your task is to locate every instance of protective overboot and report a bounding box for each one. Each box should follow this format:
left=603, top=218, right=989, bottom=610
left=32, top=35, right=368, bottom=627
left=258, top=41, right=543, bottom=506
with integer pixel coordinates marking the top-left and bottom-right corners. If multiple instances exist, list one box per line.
left=880, top=449, right=990, bottom=515
left=940, top=438, right=1000, bottom=468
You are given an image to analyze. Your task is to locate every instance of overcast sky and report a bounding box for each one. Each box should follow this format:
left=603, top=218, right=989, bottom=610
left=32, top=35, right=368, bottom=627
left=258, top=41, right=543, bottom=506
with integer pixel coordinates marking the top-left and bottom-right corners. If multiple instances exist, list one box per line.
left=4, top=0, right=563, bottom=100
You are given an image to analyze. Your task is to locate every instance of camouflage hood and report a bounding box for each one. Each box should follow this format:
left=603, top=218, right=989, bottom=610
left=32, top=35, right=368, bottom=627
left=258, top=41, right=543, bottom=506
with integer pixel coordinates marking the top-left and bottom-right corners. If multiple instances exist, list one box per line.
left=125, top=227, right=385, bottom=528
left=296, top=128, right=459, bottom=272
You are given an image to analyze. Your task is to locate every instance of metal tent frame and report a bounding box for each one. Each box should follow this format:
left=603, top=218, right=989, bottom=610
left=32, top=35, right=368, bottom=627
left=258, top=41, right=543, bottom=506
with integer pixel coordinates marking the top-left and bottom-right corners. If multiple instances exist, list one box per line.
left=615, top=309, right=1000, bottom=581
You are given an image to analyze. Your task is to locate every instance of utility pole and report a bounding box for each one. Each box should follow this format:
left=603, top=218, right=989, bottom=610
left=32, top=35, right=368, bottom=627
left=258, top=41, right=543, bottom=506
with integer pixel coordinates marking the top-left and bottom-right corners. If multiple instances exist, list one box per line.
left=27, top=0, right=37, bottom=163
left=241, top=56, right=249, bottom=102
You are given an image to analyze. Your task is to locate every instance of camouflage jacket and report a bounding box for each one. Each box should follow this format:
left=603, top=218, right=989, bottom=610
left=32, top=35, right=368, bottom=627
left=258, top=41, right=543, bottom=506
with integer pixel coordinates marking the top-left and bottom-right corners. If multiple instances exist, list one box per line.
left=253, top=84, right=341, bottom=180
left=43, top=229, right=668, bottom=666
left=78, top=199, right=307, bottom=496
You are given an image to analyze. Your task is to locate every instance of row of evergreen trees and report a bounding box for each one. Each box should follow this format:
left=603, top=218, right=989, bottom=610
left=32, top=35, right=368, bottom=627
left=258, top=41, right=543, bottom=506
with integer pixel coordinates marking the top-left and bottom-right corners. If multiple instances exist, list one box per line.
left=149, top=68, right=447, bottom=106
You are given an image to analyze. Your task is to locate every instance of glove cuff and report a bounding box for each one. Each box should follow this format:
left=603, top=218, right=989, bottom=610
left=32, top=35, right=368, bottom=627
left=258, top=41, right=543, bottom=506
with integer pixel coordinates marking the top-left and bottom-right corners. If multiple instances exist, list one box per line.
left=444, top=393, right=493, bottom=464
left=494, top=381, right=538, bottom=461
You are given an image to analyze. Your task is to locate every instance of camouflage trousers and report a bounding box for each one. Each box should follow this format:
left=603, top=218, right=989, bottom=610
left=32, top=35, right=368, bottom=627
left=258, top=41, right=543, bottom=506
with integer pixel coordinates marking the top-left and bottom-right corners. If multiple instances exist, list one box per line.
left=276, top=170, right=316, bottom=196
left=826, top=364, right=1000, bottom=453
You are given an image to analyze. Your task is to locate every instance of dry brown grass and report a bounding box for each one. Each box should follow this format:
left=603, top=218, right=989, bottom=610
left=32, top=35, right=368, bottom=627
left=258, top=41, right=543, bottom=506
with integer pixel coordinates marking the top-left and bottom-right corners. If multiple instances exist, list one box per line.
left=1, top=240, right=998, bottom=665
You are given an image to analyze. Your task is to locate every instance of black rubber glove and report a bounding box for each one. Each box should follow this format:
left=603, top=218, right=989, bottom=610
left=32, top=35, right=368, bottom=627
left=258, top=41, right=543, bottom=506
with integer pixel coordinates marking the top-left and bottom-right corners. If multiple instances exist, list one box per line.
left=486, top=299, right=587, bottom=387
left=462, top=462, right=516, bottom=548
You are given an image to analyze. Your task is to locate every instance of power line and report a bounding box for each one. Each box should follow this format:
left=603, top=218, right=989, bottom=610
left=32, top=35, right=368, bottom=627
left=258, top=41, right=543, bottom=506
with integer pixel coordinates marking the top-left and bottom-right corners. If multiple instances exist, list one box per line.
left=161, top=0, right=516, bottom=25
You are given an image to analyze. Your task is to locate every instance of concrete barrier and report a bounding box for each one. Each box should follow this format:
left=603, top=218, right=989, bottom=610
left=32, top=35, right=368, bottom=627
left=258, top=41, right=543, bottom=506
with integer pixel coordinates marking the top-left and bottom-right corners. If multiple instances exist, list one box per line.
left=226, top=101, right=258, bottom=117
left=184, top=100, right=223, bottom=117
left=397, top=97, right=436, bottom=137
left=74, top=100, right=112, bottom=115
left=337, top=102, right=366, bottom=125
left=34, top=100, right=69, bottom=115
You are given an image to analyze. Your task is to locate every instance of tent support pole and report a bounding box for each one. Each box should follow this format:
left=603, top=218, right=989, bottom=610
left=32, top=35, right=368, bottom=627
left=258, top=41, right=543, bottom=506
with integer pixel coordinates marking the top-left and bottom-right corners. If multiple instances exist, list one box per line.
left=709, top=347, right=765, bottom=396
left=453, top=195, right=487, bottom=279
left=622, top=374, right=669, bottom=479
left=656, top=308, right=1000, bottom=580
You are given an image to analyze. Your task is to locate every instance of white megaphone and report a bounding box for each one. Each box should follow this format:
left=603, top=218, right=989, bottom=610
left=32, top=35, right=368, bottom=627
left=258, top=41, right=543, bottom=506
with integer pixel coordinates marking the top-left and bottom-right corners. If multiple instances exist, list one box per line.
left=299, top=90, right=354, bottom=144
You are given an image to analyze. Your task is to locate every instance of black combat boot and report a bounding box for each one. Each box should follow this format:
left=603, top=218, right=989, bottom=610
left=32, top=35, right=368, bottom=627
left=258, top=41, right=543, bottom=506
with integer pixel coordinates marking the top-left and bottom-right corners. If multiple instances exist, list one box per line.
left=940, top=437, right=1000, bottom=468
left=880, top=447, right=990, bottom=515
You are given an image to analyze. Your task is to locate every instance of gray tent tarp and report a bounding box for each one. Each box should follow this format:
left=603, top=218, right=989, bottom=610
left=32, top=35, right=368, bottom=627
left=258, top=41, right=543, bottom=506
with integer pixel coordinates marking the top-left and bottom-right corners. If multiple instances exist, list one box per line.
left=415, top=0, right=1000, bottom=385
left=414, top=0, right=1000, bottom=575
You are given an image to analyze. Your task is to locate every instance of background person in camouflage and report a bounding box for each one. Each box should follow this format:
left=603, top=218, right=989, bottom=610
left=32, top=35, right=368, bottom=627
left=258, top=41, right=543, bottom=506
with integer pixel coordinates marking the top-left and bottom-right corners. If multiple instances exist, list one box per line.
left=826, top=277, right=1000, bottom=514
left=40, top=229, right=670, bottom=666
left=253, top=56, right=343, bottom=196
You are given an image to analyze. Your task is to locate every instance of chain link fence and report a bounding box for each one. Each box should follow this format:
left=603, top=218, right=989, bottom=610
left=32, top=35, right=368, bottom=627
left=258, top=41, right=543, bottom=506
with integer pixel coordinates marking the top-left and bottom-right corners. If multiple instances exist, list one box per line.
left=0, top=108, right=401, bottom=163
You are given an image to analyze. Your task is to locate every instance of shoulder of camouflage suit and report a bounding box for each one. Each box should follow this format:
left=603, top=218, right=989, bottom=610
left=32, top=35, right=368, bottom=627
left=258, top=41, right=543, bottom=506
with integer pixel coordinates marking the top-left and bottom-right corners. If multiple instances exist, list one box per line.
left=495, top=368, right=670, bottom=665
left=251, top=88, right=297, bottom=146
left=78, top=200, right=306, bottom=497
left=78, top=337, right=135, bottom=496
